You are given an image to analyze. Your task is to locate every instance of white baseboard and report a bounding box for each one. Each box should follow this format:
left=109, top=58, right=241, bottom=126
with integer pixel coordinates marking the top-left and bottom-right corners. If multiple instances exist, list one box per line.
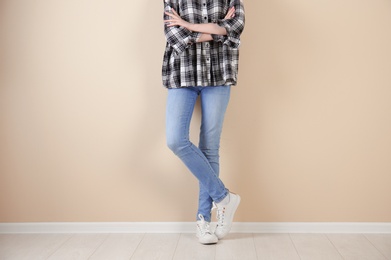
left=0, top=222, right=390, bottom=234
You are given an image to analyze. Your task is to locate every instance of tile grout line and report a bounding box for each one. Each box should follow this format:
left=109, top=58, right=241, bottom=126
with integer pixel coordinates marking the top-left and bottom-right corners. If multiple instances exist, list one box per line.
left=128, top=233, right=146, bottom=260
left=86, top=233, right=110, bottom=260
left=213, top=233, right=217, bottom=260
left=288, top=233, right=303, bottom=260
left=363, top=234, right=389, bottom=260
left=251, top=233, right=259, bottom=260
left=325, top=233, right=345, bottom=260
left=171, top=233, right=182, bottom=260
left=45, top=233, right=75, bottom=260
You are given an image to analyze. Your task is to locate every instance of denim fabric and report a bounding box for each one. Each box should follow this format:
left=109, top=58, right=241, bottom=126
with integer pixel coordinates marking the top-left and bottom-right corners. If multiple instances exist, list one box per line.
left=166, top=86, right=231, bottom=222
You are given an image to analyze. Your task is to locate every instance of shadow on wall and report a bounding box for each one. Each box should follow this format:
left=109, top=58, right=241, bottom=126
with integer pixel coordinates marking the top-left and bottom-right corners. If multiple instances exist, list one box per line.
left=219, top=0, right=266, bottom=221
left=224, top=0, right=344, bottom=221
left=122, top=0, right=200, bottom=221
left=225, top=0, right=391, bottom=222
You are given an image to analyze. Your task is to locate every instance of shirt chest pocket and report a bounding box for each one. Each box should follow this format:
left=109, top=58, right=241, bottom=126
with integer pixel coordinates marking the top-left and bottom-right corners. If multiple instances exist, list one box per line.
left=179, top=1, right=203, bottom=23
left=178, top=0, right=229, bottom=23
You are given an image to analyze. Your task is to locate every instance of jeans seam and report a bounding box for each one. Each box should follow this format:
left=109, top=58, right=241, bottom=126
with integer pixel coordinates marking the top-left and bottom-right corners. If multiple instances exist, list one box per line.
left=188, top=144, right=227, bottom=200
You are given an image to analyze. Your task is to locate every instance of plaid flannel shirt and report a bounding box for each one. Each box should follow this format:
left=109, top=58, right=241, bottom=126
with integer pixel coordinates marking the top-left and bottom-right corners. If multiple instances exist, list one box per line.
left=162, top=0, right=245, bottom=89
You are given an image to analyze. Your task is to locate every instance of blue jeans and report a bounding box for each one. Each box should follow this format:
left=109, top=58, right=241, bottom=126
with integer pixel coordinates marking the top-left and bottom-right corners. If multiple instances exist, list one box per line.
left=166, top=86, right=231, bottom=222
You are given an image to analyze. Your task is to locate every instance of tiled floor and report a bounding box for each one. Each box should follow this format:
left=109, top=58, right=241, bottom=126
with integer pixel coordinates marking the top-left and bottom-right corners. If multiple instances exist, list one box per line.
left=0, top=233, right=390, bottom=259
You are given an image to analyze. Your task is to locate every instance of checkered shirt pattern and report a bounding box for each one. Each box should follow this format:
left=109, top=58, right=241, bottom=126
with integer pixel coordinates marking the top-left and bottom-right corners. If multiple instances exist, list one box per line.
left=162, top=0, right=245, bottom=89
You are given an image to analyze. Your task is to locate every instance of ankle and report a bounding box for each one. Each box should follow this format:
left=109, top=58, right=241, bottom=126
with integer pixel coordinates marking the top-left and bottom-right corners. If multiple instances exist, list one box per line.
left=216, top=193, right=230, bottom=206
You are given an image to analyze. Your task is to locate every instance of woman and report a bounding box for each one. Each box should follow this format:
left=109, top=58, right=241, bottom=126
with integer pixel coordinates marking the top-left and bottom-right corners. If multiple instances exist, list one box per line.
left=163, top=0, right=245, bottom=244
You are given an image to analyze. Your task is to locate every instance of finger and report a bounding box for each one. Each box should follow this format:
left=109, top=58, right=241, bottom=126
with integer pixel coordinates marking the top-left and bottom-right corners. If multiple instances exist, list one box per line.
left=228, top=7, right=235, bottom=16
left=165, top=11, right=180, bottom=19
left=165, top=19, right=179, bottom=24
left=165, top=19, right=178, bottom=24
left=225, top=9, right=234, bottom=19
left=225, top=8, right=234, bottom=19
left=165, top=19, right=178, bottom=23
left=166, top=23, right=179, bottom=27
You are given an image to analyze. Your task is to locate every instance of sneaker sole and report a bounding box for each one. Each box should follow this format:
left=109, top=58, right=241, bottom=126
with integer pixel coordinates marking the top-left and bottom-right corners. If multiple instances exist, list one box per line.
left=200, top=240, right=218, bottom=245
left=197, top=235, right=218, bottom=245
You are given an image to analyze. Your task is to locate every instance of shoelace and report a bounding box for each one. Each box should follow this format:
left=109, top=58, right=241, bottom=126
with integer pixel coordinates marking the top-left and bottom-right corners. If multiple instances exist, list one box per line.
left=213, top=203, right=226, bottom=227
left=197, top=214, right=212, bottom=235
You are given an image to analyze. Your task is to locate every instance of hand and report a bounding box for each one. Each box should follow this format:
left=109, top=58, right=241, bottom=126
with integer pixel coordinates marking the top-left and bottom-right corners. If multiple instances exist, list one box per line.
left=224, top=7, right=236, bottom=20
left=164, top=8, right=192, bottom=30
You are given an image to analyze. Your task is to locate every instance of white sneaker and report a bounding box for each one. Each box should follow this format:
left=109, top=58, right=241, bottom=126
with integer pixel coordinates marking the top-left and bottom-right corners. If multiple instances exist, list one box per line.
left=214, top=192, right=241, bottom=239
left=196, top=214, right=218, bottom=245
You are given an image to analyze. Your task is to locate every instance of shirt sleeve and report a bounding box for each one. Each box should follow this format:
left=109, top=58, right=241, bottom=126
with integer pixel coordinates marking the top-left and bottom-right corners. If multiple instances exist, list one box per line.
left=214, top=0, right=245, bottom=49
left=163, top=0, right=200, bottom=55
left=211, top=34, right=227, bottom=43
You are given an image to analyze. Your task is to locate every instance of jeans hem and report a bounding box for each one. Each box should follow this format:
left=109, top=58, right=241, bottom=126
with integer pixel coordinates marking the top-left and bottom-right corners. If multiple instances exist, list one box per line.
left=214, top=189, right=229, bottom=204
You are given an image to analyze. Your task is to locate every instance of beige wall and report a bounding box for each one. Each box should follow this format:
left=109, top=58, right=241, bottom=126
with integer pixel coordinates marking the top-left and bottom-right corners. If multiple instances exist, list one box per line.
left=1, top=0, right=391, bottom=223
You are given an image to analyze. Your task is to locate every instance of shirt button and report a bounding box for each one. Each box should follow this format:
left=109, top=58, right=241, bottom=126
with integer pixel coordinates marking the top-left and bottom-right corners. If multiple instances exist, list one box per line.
left=204, top=17, right=207, bottom=20
left=203, top=3, right=206, bottom=6
left=205, top=43, right=209, bottom=48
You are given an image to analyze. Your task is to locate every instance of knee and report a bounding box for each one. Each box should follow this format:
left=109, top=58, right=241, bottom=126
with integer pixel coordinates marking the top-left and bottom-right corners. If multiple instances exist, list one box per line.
left=199, top=145, right=219, bottom=157
left=167, top=136, right=189, bottom=155
left=166, top=138, right=178, bottom=153
left=199, top=146, right=220, bottom=164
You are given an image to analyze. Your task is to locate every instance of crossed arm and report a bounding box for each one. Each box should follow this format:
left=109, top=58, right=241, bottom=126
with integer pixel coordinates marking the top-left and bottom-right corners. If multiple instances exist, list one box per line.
left=164, top=7, right=236, bottom=42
